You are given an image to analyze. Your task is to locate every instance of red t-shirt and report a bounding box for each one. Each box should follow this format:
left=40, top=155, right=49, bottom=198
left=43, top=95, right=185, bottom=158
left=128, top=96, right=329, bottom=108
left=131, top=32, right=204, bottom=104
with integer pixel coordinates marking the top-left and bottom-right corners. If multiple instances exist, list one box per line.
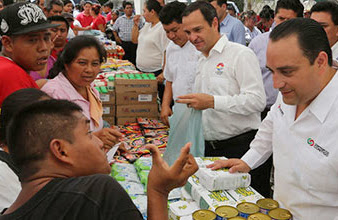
left=105, top=12, right=111, bottom=23
left=0, top=57, right=39, bottom=107
left=76, top=12, right=93, bottom=27
left=92, top=14, right=106, bottom=30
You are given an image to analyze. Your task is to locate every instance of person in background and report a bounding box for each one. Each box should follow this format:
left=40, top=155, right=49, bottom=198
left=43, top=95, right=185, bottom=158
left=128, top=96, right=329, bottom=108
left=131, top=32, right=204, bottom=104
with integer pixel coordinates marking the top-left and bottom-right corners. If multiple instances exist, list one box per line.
left=0, top=0, right=4, bottom=11
left=310, top=1, right=338, bottom=63
left=0, top=89, right=50, bottom=212
left=76, top=0, right=93, bottom=27
left=258, top=6, right=274, bottom=32
left=62, top=12, right=76, bottom=38
left=44, top=0, right=63, bottom=17
left=249, top=0, right=304, bottom=120
left=208, top=18, right=338, bottom=220
left=1, top=98, right=198, bottom=219
left=36, top=0, right=45, bottom=10
left=240, top=10, right=261, bottom=45
left=159, top=1, right=200, bottom=126
left=103, top=1, right=114, bottom=23
left=62, top=0, right=73, bottom=13
left=113, top=1, right=140, bottom=65
left=132, top=0, right=169, bottom=103
left=209, top=0, right=246, bottom=45
left=0, top=2, right=57, bottom=107
left=111, top=9, right=119, bottom=25
left=227, top=4, right=236, bottom=17
left=48, top=16, right=70, bottom=60
left=90, top=4, right=106, bottom=33
left=178, top=1, right=269, bottom=197
left=73, top=3, right=81, bottom=18
left=42, top=36, right=122, bottom=150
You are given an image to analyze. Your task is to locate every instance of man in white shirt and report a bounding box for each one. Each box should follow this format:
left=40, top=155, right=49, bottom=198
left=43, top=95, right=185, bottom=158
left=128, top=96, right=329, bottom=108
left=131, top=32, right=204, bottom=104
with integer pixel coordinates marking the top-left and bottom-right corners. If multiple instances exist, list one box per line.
left=178, top=1, right=270, bottom=197
left=208, top=18, right=338, bottom=219
left=310, top=1, right=338, bottom=63
left=158, top=1, right=200, bottom=126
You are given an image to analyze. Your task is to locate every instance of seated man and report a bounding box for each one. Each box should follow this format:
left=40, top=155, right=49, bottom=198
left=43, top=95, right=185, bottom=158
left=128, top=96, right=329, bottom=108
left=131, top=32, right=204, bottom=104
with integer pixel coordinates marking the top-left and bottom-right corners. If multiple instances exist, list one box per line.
left=1, top=99, right=198, bottom=219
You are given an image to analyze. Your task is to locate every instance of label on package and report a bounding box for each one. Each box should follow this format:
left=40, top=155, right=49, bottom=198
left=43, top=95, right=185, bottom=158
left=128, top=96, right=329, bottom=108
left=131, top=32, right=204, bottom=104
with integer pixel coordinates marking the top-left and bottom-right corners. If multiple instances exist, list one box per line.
left=138, top=94, right=153, bottom=102
left=100, top=94, right=110, bottom=102
left=103, top=106, right=111, bottom=114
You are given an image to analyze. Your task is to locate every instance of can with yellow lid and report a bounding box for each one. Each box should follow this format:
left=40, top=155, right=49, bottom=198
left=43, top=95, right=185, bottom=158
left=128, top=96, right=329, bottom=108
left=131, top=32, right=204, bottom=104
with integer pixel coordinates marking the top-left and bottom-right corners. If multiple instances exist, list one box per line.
left=237, top=202, right=259, bottom=219
left=256, top=198, right=279, bottom=215
left=228, top=217, right=246, bottom=220
left=248, top=212, right=272, bottom=220
left=268, top=208, right=292, bottom=220
left=215, top=206, right=239, bottom=219
left=193, top=209, right=217, bottom=220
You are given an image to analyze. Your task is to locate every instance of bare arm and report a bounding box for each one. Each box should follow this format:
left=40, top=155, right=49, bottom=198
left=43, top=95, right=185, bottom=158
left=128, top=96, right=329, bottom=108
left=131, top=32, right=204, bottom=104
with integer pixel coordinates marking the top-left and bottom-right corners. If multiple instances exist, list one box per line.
left=113, top=31, right=122, bottom=44
left=160, top=81, right=173, bottom=126
left=131, top=15, right=141, bottom=44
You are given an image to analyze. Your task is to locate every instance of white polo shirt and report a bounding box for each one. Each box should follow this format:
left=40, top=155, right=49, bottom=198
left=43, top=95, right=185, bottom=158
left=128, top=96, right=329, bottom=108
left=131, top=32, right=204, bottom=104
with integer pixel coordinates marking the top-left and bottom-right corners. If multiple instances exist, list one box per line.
left=242, top=70, right=338, bottom=219
left=164, top=40, right=200, bottom=100
left=136, top=22, right=169, bottom=72
left=195, top=34, right=266, bottom=141
left=332, top=41, right=338, bottom=63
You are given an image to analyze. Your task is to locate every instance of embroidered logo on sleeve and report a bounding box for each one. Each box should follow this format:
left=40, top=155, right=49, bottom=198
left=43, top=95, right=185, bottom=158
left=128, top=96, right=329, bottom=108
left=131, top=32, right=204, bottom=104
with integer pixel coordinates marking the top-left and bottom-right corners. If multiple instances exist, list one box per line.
left=306, top=138, right=329, bottom=157
left=215, top=63, right=224, bottom=75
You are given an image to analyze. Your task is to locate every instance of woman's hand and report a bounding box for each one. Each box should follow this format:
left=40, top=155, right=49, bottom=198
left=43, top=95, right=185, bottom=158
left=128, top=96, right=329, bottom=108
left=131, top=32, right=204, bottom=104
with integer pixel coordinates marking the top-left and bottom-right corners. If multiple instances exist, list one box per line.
left=93, top=127, right=123, bottom=150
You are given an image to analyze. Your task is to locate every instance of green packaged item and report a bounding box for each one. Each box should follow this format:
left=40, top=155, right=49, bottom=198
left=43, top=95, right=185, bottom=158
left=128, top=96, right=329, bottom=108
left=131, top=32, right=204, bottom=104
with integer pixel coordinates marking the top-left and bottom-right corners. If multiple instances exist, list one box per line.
left=100, top=86, right=108, bottom=93
left=115, top=74, right=122, bottom=78
left=94, top=87, right=101, bottom=93
left=134, top=157, right=152, bottom=172
left=108, top=76, right=115, bottom=81
left=138, top=170, right=150, bottom=186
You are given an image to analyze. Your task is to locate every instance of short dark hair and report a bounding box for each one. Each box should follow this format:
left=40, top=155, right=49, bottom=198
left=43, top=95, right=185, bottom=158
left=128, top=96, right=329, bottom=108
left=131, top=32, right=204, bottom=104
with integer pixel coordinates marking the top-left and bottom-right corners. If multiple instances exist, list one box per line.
left=62, top=0, right=73, bottom=6
left=159, top=1, right=186, bottom=25
left=270, top=18, right=332, bottom=66
left=123, top=1, right=132, bottom=9
left=310, top=1, right=338, bottom=25
left=7, top=99, right=82, bottom=180
left=49, top=35, right=107, bottom=79
left=91, top=4, right=101, bottom=15
left=275, top=0, right=304, bottom=18
left=48, top=15, right=70, bottom=30
left=214, top=0, right=227, bottom=7
left=182, top=1, right=218, bottom=29
left=0, top=89, right=50, bottom=146
left=260, top=7, right=274, bottom=20
left=145, top=0, right=162, bottom=15
left=45, top=0, right=64, bottom=11
left=104, top=1, right=114, bottom=9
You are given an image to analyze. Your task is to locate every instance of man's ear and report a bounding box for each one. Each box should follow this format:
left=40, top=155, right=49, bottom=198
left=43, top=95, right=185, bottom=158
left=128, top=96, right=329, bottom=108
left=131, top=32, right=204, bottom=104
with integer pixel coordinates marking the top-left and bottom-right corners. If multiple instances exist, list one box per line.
left=1, top=35, right=14, bottom=53
left=49, top=139, right=72, bottom=165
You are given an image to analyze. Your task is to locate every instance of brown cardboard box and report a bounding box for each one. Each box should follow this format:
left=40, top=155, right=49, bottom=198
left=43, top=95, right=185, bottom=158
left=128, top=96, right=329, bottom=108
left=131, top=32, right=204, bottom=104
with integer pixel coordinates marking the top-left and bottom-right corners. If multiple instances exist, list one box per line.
left=102, top=104, right=116, bottom=117
left=115, top=78, right=157, bottom=93
left=102, top=116, right=116, bottom=126
left=116, top=104, right=158, bottom=117
left=116, top=117, right=136, bottom=125
left=115, top=92, right=157, bottom=105
left=100, top=91, right=115, bottom=104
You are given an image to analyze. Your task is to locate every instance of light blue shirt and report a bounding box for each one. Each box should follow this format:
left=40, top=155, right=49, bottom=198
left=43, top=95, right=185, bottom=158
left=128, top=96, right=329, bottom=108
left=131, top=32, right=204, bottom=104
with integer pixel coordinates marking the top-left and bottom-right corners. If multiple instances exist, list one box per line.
left=249, top=30, right=278, bottom=108
left=219, top=14, right=246, bottom=45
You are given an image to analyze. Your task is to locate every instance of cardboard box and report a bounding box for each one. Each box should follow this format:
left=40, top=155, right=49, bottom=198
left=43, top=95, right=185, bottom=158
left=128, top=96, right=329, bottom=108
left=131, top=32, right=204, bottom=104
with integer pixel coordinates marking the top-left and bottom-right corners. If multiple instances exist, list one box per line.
left=116, top=104, right=158, bottom=117
left=115, top=78, right=157, bottom=93
left=102, top=116, right=115, bottom=126
left=102, top=104, right=116, bottom=117
left=116, top=92, right=157, bottom=105
left=116, top=117, right=137, bottom=125
left=100, top=91, right=115, bottom=104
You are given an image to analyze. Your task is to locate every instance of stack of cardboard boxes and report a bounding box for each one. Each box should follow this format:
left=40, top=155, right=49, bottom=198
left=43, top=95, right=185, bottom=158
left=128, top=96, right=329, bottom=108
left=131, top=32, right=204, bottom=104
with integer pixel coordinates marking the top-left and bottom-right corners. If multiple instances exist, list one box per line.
left=115, top=74, right=158, bottom=125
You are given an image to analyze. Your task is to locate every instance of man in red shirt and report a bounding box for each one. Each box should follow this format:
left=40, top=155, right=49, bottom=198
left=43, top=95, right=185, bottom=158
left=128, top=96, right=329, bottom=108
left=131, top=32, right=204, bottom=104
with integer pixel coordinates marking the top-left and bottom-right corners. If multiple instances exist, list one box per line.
left=0, top=2, right=57, bottom=106
left=76, top=1, right=93, bottom=27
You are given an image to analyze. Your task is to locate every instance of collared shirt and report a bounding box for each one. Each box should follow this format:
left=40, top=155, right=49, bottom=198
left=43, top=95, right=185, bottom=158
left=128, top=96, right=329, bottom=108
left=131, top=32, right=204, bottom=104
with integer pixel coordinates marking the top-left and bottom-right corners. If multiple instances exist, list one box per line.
left=220, top=14, right=246, bottom=45
left=136, top=22, right=169, bottom=72
left=332, top=41, right=338, bottom=63
left=249, top=31, right=278, bottom=108
left=242, top=70, right=338, bottom=220
left=41, top=73, right=103, bottom=131
left=112, top=15, right=143, bottom=42
left=164, top=41, right=200, bottom=100
left=244, top=26, right=261, bottom=45
left=195, top=35, right=266, bottom=141
left=76, top=12, right=93, bottom=27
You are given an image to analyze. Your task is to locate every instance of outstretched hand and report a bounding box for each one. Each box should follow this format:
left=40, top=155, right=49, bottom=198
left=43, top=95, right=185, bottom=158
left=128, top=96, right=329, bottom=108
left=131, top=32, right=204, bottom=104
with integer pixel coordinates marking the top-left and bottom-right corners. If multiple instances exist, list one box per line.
left=206, top=158, right=251, bottom=173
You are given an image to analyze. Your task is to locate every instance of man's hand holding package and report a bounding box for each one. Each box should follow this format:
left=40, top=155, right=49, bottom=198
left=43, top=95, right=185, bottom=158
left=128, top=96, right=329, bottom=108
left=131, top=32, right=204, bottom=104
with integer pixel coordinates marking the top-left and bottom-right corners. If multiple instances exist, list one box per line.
left=177, top=93, right=214, bottom=110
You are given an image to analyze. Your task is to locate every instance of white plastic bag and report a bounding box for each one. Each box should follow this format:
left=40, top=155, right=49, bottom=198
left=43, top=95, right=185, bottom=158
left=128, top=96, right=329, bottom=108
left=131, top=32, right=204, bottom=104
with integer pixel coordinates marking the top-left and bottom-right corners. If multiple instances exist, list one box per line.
left=163, top=103, right=205, bottom=165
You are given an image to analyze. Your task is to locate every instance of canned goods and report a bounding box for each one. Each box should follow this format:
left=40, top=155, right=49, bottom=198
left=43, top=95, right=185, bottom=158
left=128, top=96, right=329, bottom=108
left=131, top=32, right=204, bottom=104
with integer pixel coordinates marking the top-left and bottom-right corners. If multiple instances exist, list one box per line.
left=237, top=202, right=259, bottom=219
left=215, top=206, right=239, bottom=219
left=228, top=217, right=246, bottom=220
left=193, top=209, right=217, bottom=220
left=248, top=212, right=272, bottom=220
left=268, top=208, right=292, bottom=220
left=256, top=199, right=279, bottom=215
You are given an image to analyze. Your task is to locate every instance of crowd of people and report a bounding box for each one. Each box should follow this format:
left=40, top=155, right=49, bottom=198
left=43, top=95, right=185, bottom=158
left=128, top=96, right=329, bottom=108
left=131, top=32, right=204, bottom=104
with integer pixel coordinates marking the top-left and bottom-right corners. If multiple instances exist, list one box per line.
left=0, top=0, right=337, bottom=219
